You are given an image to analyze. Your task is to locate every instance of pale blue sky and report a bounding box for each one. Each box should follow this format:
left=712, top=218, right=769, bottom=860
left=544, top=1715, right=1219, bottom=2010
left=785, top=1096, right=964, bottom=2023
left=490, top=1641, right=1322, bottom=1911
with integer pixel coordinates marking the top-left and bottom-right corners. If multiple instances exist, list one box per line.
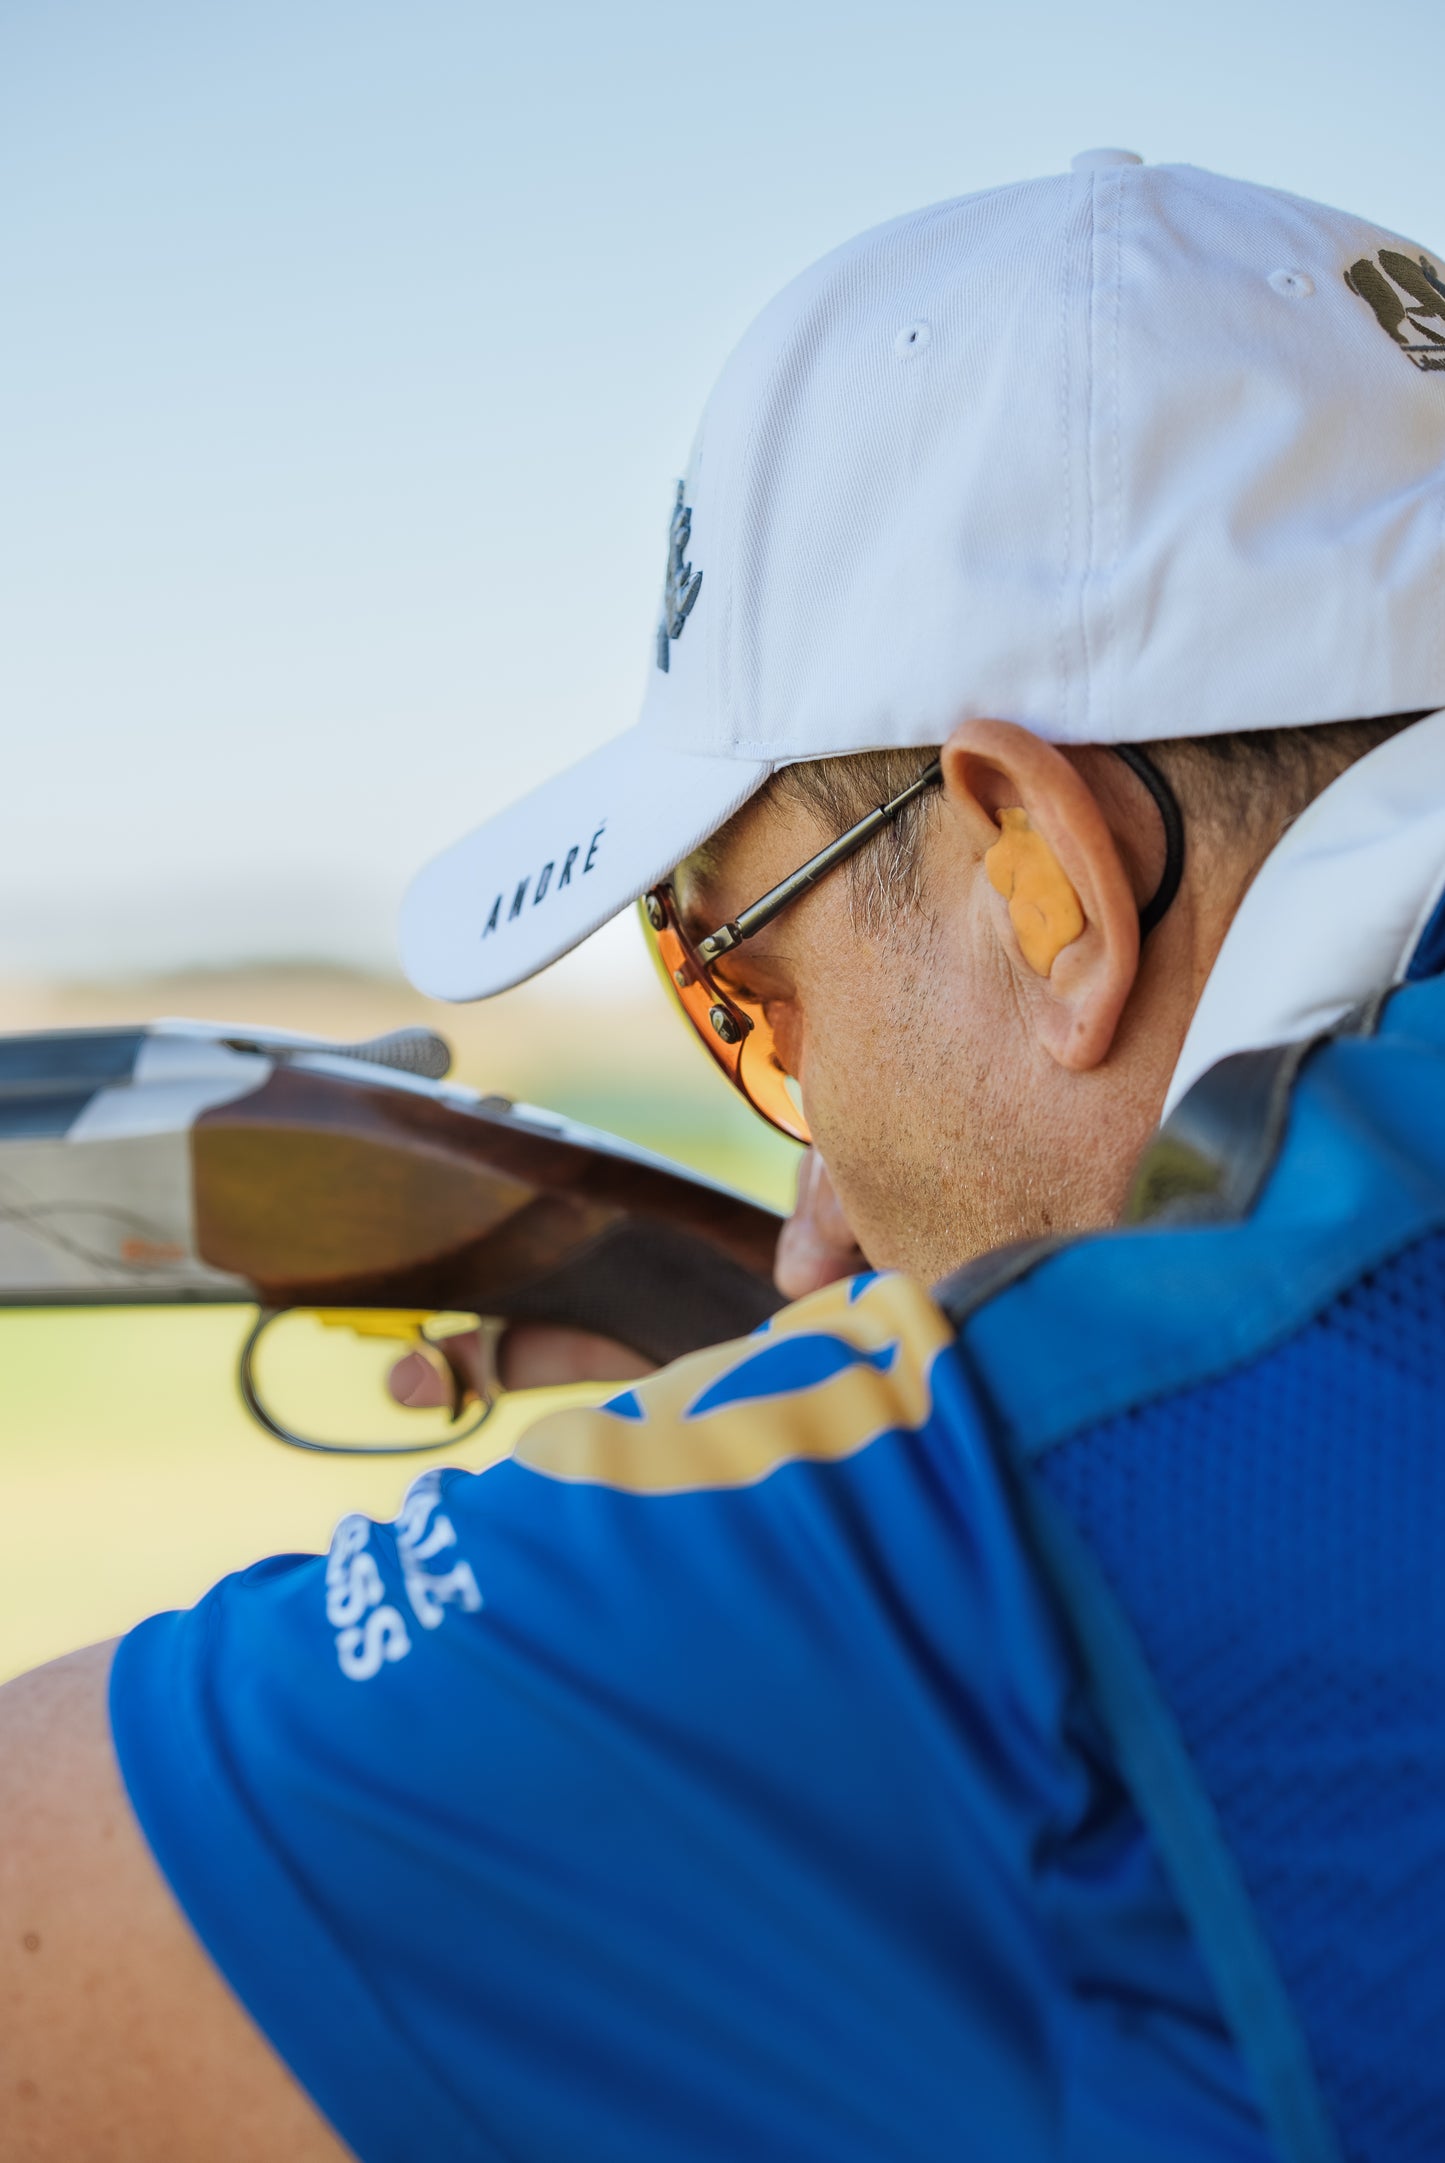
left=2, top=0, right=1441, bottom=980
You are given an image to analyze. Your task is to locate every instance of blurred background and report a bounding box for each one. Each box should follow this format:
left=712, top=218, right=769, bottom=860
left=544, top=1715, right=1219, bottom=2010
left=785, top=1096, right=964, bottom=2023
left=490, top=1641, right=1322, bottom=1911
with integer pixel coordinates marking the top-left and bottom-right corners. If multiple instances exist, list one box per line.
left=3, top=0, right=1442, bottom=1677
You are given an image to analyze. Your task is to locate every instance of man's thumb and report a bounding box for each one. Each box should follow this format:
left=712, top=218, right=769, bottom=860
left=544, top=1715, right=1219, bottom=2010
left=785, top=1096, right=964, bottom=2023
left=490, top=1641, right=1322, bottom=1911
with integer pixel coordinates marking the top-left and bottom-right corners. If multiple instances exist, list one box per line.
left=774, top=1150, right=867, bottom=1300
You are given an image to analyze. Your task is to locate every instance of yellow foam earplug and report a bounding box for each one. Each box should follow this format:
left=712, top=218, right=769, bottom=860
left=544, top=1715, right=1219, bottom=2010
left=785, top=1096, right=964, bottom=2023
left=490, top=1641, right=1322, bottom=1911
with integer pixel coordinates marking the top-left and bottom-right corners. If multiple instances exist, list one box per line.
left=984, top=808, right=1085, bottom=975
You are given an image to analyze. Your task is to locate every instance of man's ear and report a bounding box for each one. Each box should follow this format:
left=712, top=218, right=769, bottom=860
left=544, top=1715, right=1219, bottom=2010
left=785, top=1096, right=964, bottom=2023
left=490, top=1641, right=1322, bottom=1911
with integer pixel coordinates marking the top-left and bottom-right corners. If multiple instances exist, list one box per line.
left=940, top=718, right=1142, bottom=1072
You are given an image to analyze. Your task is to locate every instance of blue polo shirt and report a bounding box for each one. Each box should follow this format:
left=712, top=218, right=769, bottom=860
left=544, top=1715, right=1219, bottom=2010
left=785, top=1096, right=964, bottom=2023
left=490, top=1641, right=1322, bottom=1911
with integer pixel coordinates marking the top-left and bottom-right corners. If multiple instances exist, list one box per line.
left=110, top=1270, right=1268, bottom=2162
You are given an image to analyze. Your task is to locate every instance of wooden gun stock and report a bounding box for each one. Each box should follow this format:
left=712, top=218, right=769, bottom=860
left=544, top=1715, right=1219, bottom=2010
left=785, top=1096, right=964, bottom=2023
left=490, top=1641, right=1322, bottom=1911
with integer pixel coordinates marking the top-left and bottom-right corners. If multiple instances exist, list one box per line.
left=193, top=1059, right=784, bottom=1368
left=0, top=1022, right=788, bottom=1442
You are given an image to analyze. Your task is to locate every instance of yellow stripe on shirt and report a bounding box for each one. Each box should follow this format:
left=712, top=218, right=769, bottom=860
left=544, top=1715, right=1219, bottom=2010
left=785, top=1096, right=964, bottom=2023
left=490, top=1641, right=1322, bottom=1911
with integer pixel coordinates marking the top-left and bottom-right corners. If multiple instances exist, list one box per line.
left=513, top=1272, right=952, bottom=1495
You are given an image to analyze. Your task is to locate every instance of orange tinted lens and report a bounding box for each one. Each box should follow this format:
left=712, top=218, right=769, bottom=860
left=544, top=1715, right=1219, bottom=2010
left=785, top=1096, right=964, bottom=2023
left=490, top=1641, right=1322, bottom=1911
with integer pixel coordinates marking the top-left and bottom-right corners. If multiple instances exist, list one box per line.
left=733, top=1000, right=810, bottom=1143
left=641, top=901, right=747, bottom=1086
left=640, top=893, right=810, bottom=1144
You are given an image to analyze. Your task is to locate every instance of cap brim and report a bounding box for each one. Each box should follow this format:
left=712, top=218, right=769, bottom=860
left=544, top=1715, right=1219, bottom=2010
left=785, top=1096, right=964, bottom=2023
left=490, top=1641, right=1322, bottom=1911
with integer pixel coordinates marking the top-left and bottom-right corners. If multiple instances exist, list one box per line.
left=399, top=726, right=772, bottom=1001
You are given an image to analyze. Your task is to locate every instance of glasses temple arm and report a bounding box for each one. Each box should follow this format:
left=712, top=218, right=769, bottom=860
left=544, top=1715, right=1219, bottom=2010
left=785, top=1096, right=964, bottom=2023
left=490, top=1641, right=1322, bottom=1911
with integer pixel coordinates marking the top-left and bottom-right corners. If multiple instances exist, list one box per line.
left=694, top=744, right=1182, bottom=966
left=698, top=759, right=944, bottom=962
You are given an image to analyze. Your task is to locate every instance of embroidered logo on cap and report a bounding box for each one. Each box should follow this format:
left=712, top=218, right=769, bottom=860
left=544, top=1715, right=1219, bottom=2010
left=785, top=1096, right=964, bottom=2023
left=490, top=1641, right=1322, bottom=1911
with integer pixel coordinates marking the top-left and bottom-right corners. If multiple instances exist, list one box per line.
left=1344, top=249, right=1445, bottom=372
left=655, top=481, right=703, bottom=671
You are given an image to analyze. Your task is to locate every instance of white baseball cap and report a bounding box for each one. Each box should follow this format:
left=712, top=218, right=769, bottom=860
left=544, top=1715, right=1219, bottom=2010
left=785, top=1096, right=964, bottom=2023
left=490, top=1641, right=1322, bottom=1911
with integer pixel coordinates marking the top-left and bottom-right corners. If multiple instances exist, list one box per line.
left=401, top=150, right=1445, bottom=1002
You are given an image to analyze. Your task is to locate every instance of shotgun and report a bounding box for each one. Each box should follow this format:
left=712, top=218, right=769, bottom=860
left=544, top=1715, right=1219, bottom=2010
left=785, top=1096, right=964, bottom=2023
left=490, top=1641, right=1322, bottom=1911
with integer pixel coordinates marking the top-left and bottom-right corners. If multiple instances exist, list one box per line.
left=0, top=1019, right=784, bottom=1452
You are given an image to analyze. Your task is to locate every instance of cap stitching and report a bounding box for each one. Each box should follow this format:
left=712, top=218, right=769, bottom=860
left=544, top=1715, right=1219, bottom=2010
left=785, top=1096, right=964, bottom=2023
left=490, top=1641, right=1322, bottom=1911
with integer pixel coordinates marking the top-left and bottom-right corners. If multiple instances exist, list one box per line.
left=722, top=191, right=989, bottom=757
left=1055, top=195, right=1075, bottom=734
left=1078, top=171, right=1100, bottom=735
left=1108, top=166, right=1125, bottom=737
left=1436, top=465, right=1445, bottom=697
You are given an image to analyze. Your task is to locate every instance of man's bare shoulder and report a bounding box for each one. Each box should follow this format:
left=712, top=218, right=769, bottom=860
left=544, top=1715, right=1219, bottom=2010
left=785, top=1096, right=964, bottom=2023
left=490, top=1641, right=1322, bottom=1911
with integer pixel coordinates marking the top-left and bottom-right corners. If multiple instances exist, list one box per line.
left=0, top=1641, right=351, bottom=2163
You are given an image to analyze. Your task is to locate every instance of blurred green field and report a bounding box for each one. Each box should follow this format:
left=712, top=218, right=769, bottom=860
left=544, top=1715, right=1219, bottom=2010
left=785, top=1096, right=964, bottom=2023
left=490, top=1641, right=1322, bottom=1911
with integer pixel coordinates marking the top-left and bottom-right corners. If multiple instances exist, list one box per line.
left=0, top=965, right=799, bottom=1682
left=0, top=1305, right=593, bottom=1680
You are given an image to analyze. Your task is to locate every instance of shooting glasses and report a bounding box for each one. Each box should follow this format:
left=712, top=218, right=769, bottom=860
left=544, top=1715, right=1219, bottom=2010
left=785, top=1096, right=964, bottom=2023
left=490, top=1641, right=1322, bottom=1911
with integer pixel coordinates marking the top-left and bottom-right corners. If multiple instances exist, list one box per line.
left=640, top=747, right=1184, bottom=1145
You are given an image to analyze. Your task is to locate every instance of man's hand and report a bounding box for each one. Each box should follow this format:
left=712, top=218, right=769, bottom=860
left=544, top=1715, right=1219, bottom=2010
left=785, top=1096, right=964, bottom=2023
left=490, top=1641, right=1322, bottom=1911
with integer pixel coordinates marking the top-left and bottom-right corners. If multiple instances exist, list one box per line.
left=389, top=1150, right=867, bottom=1409
left=388, top=1322, right=654, bottom=1409
left=772, top=1148, right=869, bottom=1299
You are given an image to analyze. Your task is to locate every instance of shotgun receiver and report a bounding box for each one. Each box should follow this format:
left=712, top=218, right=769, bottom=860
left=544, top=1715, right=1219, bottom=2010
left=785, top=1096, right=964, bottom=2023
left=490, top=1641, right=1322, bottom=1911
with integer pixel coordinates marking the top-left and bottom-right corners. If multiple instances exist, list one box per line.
left=0, top=1019, right=784, bottom=1452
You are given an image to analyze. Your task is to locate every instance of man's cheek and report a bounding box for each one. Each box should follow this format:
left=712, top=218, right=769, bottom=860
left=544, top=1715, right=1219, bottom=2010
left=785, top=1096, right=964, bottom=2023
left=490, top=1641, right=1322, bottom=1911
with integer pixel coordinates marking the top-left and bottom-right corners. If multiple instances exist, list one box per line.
left=773, top=1008, right=806, bottom=1091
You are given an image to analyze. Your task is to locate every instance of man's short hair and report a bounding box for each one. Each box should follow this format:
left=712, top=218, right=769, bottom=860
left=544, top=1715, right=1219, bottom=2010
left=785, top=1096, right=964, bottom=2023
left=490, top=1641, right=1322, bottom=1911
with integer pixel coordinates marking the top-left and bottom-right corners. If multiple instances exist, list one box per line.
left=760, top=711, right=1433, bottom=928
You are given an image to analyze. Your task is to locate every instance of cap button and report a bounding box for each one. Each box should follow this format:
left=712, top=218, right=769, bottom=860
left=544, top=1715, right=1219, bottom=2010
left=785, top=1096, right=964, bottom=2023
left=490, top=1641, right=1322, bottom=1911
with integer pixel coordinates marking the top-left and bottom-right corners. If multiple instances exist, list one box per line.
left=1071, top=147, right=1143, bottom=172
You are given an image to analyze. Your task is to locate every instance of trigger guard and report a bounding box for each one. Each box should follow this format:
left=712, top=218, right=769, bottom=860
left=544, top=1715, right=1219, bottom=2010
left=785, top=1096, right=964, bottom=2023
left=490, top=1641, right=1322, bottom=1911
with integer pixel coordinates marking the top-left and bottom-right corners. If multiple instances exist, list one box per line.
left=237, top=1307, right=498, bottom=1457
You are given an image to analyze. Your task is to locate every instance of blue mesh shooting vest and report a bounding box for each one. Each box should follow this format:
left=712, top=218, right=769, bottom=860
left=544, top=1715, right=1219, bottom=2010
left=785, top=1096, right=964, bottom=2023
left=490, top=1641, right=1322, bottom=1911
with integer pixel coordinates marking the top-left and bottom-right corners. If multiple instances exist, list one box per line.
left=938, top=962, right=1445, bottom=2163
